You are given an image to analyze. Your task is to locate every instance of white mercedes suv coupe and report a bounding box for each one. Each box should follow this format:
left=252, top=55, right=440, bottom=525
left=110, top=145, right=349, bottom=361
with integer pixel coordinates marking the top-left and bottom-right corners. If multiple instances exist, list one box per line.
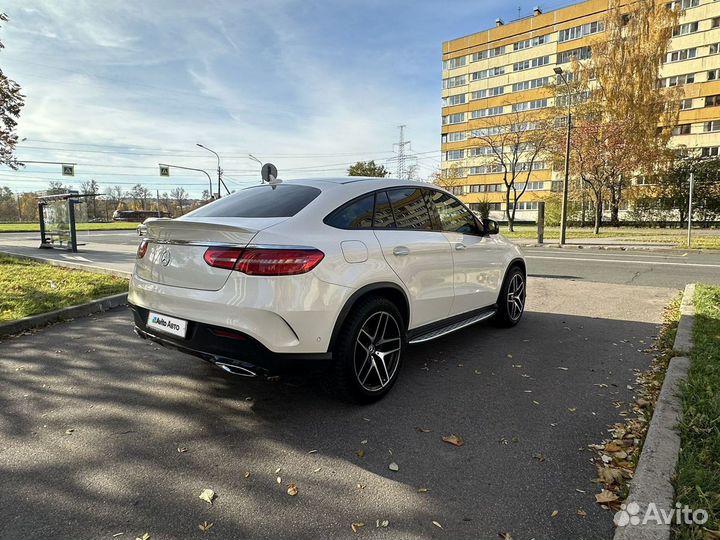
left=129, top=177, right=527, bottom=402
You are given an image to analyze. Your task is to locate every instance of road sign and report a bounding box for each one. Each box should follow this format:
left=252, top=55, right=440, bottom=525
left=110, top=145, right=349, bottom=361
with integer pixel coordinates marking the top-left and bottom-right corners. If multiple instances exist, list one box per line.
left=159, top=165, right=170, bottom=177
left=62, top=164, right=75, bottom=176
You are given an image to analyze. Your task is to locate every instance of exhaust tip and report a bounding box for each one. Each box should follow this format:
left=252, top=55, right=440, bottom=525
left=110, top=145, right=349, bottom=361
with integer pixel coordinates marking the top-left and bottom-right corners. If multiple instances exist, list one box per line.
left=215, top=362, right=257, bottom=377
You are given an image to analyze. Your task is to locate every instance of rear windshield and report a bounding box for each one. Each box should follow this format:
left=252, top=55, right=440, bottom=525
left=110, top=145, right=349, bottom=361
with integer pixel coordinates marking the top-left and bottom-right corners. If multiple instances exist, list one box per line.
left=186, top=184, right=322, bottom=218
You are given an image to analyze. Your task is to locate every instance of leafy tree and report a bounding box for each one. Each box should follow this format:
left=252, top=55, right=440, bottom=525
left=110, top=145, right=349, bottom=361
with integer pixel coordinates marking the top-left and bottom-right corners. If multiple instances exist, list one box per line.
left=0, top=185, right=18, bottom=221
left=0, top=14, right=25, bottom=169
left=130, top=183, right=151, bottom=210
left=80, top=179, right=100, bottom=218
left=570, top=0, right=680, bottom=226
left=347, top=160, right=388, bottom=177
left=652, top=153, right=720, bottom=225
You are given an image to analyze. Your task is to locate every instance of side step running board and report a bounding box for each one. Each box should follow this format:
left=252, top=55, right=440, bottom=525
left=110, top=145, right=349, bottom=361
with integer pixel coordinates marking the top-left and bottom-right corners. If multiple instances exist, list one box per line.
left=408, top=308, right=496, bottom=344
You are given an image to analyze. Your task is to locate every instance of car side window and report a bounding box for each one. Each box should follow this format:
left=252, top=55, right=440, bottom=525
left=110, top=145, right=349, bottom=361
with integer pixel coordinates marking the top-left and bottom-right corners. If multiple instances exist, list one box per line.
left=427, top=189, right=483, bottom=236
left=324, top=193, right=375, bottom=229
left=385, top=188, right=434, bottom=230
left=373, top=191, right=396, bottom=228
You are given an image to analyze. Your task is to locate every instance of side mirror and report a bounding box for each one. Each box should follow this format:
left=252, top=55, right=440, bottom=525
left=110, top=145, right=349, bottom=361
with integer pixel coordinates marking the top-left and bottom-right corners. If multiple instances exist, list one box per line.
left=483, top=218, right=500, bottom=235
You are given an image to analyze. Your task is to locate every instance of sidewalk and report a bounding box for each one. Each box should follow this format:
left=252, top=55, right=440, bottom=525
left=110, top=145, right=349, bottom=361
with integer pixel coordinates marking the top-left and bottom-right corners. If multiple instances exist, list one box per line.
left=0, top=236, right=135, bottom=277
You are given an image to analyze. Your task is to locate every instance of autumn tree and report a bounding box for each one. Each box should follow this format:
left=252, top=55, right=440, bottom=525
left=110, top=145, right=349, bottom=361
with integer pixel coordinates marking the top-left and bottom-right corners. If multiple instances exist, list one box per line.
left=431, top=162, right=466, bottom=192
left=571, top=0, right=680, bottom=226
left=0, top=14, right=24, bottom=169
left=170, top=186, right=188, bottom=214
left=347, top=160, right=389, bottom=177
left=470, top=108, right=554, bottom=231
left=80, top=179, right=100, bottom=219
left=130, top=183, right=151, bottom=210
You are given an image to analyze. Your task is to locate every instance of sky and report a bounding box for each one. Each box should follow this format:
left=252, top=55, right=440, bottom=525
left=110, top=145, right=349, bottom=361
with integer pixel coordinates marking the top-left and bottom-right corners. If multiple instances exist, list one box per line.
left=2, top=0, right=574, bottom=198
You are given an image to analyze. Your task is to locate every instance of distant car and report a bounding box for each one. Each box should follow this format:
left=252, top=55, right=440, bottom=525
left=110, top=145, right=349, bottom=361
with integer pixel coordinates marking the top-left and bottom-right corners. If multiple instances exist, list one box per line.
left=113, top=210, right=171, bottom=222
left=137, top=222, right=147, bottom=237
left=128, top=178, right=526, bottom=403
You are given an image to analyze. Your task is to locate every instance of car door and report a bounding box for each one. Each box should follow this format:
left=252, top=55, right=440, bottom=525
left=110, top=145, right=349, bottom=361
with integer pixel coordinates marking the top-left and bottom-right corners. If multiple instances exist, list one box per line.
left=426, top=188, right=505, bottom=316
left=373, top=187, right=454, bottom=328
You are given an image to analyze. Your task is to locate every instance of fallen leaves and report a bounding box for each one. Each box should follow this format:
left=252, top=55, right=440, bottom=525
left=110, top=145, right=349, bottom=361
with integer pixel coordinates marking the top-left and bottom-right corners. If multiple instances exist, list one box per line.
left=442, top=434, right=464, bottom=447
left=351, top=522, right=365, bottom=533
left=199, top=489, right=215, bottom=505
left=432, top=520, right=443, bottom=529
left=551, top=510, right=559, bottom=518
left=376, top=519, right=389, bottom=528
left=177, top=446, right=188, bottom=453
left=287, top=483, right=298, bottom=496
left=356, top=448, right=365, bottom=458
left=416, top=427, right=432, bottom=433
left=198, top=521, right=213, bottom=532
left=595, top=490, right=619, bottom=504
left=135, top=534, right=150, bottom=540
left=388, top=462, right=399, bottom=472
left=577, top=509, right=587, bottom=518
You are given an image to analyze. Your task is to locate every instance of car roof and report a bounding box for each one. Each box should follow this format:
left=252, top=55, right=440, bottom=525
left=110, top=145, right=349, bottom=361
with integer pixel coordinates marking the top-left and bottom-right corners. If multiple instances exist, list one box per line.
left=285, top=177, right=439, bottom=190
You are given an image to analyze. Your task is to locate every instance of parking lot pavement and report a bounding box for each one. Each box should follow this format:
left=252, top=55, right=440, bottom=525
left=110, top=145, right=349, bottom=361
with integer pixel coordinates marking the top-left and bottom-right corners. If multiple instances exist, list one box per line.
left=0, top=278, right=677, bottom=540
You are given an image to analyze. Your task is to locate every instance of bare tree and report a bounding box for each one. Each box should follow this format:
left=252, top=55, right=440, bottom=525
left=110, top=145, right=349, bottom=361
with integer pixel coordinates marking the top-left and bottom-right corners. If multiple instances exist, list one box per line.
left=170, top=187, right=188, bottom=215
left=469, top=108, right=553, bottom=231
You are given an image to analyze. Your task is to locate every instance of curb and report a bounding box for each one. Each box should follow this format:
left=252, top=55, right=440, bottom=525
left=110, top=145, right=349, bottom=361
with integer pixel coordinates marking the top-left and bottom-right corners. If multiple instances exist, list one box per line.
left=0, top=292, right=128, bottom=338
left=516, top=242, right=679, bottom=252
left=613, top=284, right=695, bottom=540
left=673, top=283, right=696, bottom=355
left=0, top=249, right=132, bottom=279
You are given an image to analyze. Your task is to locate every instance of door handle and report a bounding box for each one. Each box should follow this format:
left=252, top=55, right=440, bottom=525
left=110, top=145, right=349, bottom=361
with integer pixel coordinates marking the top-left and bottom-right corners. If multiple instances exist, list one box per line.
left=455, top=243, right=466, bottom=251
left=392, top=246, right=410, bottom=256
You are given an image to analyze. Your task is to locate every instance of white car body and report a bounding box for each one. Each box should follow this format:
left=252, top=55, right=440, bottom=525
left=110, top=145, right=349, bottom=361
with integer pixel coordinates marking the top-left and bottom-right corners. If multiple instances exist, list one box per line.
left=128, top=177, right=526, bottom=401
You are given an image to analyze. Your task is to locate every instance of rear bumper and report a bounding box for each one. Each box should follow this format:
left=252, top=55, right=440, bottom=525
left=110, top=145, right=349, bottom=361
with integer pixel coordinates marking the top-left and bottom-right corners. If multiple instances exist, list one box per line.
left=130, top=303, right=332, bottom=376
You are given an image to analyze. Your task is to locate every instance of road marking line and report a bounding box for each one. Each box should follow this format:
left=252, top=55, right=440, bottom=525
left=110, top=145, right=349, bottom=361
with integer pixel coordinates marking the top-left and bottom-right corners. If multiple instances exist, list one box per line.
left=526, top=255, right=720, bottom=269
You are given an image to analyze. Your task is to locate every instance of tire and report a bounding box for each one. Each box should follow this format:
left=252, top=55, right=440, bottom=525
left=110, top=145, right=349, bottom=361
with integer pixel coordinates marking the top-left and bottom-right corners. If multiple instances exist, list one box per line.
left=331, top=296, right=405, bottom=403
left=493, top=266, right=526, bottom=328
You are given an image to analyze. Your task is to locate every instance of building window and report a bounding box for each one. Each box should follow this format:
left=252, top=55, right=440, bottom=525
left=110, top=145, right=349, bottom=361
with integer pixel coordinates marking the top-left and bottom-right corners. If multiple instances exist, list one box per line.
left=666, top=0, right=699, bottom=9
left=672, top=124, right=692, bottom=135
left=471, top=106, right=505, bottom=119
left=558, top=21, right=605, bottom=42
left=442, top=94, right=466, bottom=106
left=510, top=201, right=540, bottom=211
left=514, top=34, right=551, bottom=51
left=512, top=76, right=549, bottom=93
left=708, top=69, right=720, bottom=81
left=513, top=55, right=550, bottom=72
left=443, top=75, right=466, bottom=89
left=710, top=43, right=720, bottom=54
left=713, top=17, right=720, bottom=28
left=443, top=56, right=467, bottom=70
left=705, top=95, right=720, bottom=107
left=468, top=165, right=503, bottom=175
left=701, top=146, right=719, bottom=157
left=467, top=146, right=495, bottom=157
left=672, top=21, right=699, bottom=36
left=471, top=86, right=504, bottom=100
left=704, top=120, right=720, bottom=132
left=662, top=73, right=696, bottom=86
left=445, top=132, right=466, bottom=142
left=512, top=99, right=548, bottom=112
left=680, top=98, right=694, bottom=110
left=442, top=113, right=466, bottom=125
left=446, top=150, right=465, bottom=161
left=558, top=46, right=592, bottom=64
left=471, top=67, right=505, bottom=81
left=666, top=48, right=697, bottom=63
left=471, top=46, right=505, bottom=62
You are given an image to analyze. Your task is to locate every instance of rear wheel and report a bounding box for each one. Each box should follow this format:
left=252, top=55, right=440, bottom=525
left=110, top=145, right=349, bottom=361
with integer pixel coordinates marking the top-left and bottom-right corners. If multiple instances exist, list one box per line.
left=332, top=297, right=404, bottom=403
left=493, top=266, right=526, bottom=327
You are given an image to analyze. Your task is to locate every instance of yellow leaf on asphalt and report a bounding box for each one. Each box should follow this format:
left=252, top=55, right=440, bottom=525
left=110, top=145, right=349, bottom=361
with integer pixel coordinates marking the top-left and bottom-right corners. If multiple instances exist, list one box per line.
left=276, top=476, right=282, bottom=484
left=604, top=442, right=622, bottom=452
left=199, top=489, right=215, bottom=505
left=432, top=520, right=443, bottom=529
left=595, top=490, right=619, bottom=504
left=417, top=487, right=430, bottom=493
left=351, top=522, right=365, bottom=533
left=442, top=435, right=465, bottom=447
left=135, top=534, right=150, bottom=540
left=388, top=462, right=399, bottom=471
left=275, top=467, right=282, bottom=474
left=568, top=407, right=577, bottom=412
left=244, top=471, right=250, bottom=478
left=498, top=533, right=512, bottom=540
left=177, top=447, right=188, bottom=453
left=551, top=510, right=559, bottom=518
left=416, top=427, right=431, bottom=433
left=577, top=509, right=587, bottom=518
left=287, top=483, right=298, bottom=496
left=198, top=521, right=213, bottom=532
left=356, top=448, right=365, bottom=458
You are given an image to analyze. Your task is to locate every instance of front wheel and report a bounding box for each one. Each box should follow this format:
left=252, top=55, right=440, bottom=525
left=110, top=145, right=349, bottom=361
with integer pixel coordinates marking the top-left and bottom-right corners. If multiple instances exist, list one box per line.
left=493, top=266, right=526, bottom=327
left=332, top=297, right=405, bottom=403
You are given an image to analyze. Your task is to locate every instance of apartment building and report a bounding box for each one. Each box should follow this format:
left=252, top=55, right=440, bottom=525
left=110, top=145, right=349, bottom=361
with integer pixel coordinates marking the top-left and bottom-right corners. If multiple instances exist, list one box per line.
left=441, top=0, right=720, bottom=220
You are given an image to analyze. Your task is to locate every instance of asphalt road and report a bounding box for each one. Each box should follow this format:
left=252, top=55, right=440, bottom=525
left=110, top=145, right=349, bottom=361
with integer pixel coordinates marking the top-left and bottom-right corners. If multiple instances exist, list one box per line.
left=0, top=278, right=677, bottom=540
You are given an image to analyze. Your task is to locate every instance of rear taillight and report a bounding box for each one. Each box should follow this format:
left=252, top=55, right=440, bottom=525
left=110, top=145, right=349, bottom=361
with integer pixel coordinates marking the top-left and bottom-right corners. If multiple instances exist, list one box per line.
left=137, top=239, right=148, bottom=259
left=203, top=247, right=244, bottom=270
left=203, top=247, right=324, bottom=275
left=236, top=248, right=325, bottom=275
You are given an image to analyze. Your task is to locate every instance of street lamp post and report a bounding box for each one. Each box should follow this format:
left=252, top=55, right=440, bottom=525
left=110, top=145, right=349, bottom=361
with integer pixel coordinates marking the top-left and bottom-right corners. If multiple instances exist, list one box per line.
left=159, top=163, right=213, bottom=197
left=554, top=66, right=572, bottom=246
left=196, top=143, right=225, bottom=199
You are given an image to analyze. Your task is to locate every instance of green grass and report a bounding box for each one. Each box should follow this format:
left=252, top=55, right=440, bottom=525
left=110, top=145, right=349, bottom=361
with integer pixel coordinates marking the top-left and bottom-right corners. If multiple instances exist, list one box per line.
left=0, top=254, right=128, bottom=322
left=674, top=285, right=720, bottom=538
left=0, top=222, right=140, bottom=233
left=502, top=225, right=720, bottom=249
